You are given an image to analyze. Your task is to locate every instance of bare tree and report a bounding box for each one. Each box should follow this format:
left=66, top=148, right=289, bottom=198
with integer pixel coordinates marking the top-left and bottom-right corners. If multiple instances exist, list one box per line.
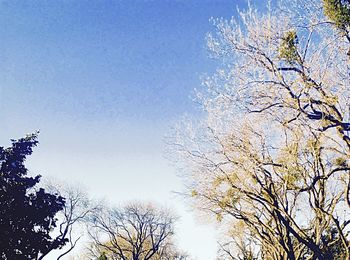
left=39, top=182, right=97, bottom=260
left=169, top=0, right=350, bottom=259
left=87, top=202, right=186, bottom=260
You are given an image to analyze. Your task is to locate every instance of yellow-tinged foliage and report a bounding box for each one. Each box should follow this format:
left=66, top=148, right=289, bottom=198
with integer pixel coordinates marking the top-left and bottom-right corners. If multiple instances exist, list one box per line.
left=216, top=213, right=223, bottom=222
left=284, top=172, right=299, bottom=187
left=191, top=190, right=198, bottom=197
left=335, top=156, right=348, bottom=167
left=279, top=30, right=300, bottom=64
left=323, top=0, right=350, bottom=29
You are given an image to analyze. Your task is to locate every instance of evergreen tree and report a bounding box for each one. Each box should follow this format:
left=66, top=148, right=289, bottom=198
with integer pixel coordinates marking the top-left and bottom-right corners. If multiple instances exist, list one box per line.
left=0, top=133, right=67, bottom=259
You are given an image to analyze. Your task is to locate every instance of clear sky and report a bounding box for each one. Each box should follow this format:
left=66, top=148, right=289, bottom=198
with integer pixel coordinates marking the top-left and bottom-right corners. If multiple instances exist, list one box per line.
left=0, top=0, right=248, bottom=259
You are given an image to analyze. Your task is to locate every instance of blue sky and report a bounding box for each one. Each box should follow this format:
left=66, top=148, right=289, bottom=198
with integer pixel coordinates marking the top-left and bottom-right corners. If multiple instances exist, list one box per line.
left=0, top=0, right=248, bottom=259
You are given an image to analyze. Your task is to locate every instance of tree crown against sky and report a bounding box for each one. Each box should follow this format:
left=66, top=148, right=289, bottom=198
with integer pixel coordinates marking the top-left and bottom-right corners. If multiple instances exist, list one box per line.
left=86, top=202, right=187, bottom=260
left=0, top=133, right=67, bottom=259
left=0, top=134, right=186, bottom=260
left=170, top=0, right=350, bottom=259
left=6, top=0, right=350, bottom=259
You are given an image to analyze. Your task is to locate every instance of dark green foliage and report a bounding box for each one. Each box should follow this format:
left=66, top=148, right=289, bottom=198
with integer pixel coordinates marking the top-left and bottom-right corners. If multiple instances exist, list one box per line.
left=279, top=31, right=300, bottom=64
left=321, top=227, right=347, bottom=259
left=323, top=0, right=350, bottom=29
left=0, top=133, right=67, bottom=259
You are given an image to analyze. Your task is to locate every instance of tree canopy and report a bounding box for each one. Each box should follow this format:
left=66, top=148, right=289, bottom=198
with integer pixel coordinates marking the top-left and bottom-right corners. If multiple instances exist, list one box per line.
left=0, top=133, right=67, bottom=259
left=170, top=0, right=350, bottom=259
left=87, top=202, right=187, bottom=260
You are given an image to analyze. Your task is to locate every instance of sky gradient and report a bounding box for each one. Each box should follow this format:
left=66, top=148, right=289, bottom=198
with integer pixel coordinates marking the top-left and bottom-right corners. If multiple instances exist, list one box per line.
left=0, top=1, right=247, bottom=259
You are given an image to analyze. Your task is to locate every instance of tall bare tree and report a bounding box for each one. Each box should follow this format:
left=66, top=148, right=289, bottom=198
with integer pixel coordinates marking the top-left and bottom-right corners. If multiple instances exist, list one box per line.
left=169, top=0, right=350, bottom=259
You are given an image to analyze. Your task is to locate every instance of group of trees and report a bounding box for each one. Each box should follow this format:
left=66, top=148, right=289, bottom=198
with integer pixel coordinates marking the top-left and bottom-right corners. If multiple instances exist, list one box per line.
left=170, top=0, right=350, bottom=259
left=0, top=133, right=96, bottom=259
left=4, top=0, right=350, bottom=259
left=0, top=134, right=186, bottom=259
